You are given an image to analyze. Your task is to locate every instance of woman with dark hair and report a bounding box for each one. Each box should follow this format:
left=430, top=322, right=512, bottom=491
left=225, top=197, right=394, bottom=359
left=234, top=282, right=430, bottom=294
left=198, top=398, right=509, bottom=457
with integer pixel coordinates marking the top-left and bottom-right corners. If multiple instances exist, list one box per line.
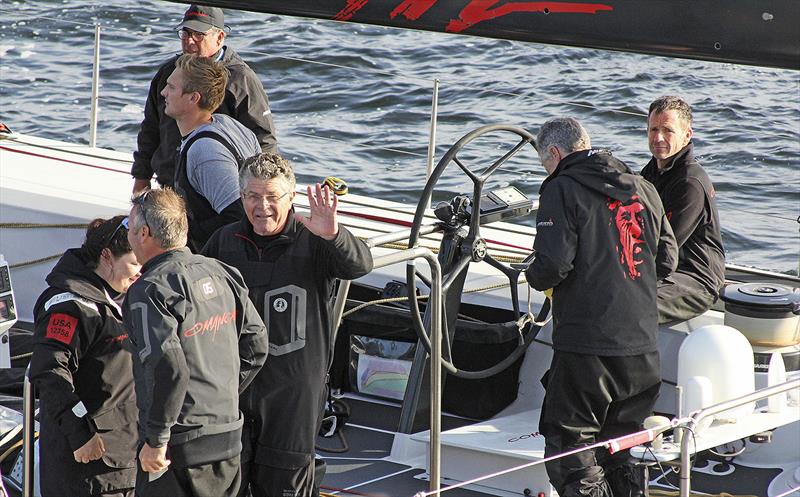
left=30, top=215, right=141, bottom=497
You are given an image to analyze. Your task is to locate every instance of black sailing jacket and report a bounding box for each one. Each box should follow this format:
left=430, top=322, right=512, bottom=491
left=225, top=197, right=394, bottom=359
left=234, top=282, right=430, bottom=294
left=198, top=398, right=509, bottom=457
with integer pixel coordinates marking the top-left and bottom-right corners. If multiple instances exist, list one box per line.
left=641, top=142, right=725, bottom=296
left=202, top=213, right=373, bottom=469
left=31, top=249, right=138, bottom=496
left=526, top=149, right=678, bottom=356
left=122, top=248, right=267, bottom=468
left=131, top=46, right=278, bottom=187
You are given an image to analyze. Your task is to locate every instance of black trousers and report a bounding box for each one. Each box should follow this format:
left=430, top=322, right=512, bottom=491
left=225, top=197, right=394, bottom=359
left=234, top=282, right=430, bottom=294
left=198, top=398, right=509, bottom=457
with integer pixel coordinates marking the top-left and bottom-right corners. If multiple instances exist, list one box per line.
left=657, top=272, right=716, bottom=324
left=539, top=351, right=660, bottom=497
left=238, top=458, right=324, bottom=497
left=135, top=454, right=241, bottom=497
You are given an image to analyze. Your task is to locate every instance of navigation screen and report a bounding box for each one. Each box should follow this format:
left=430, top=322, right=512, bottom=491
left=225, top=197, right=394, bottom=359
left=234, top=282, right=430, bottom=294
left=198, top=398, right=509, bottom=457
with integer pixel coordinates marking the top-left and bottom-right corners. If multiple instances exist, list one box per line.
left=0, top=267, right=9, bottom=294
left=0, top=298, right=10, bottom=321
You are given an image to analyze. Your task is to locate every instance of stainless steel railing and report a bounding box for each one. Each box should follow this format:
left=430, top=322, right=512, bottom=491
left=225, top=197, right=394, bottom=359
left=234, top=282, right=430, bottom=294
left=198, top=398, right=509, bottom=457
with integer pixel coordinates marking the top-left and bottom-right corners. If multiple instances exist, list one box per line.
left=22, top=365, right=35, bottom=497
left=330, top=223, right=444, bottom=492
left=678, top=378, right=800, bottom=497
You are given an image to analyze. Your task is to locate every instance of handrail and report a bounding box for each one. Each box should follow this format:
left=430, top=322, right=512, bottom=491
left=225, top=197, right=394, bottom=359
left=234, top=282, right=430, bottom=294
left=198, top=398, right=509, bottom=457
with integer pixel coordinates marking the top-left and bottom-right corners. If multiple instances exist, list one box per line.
left=412, top=379, right=800, bottom=497
left=329, top=226, right=444, bottom=493
left=678, top=378, right=800, bottom=497
left=22, top=364, right=35, bottom=497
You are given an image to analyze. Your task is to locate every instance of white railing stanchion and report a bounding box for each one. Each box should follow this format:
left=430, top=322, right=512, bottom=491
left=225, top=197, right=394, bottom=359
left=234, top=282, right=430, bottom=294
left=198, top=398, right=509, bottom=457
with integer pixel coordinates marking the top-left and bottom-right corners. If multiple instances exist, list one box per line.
left=88, top=23, right=101, bottom=148
left=425, top=79, right=440, bottom=210
left=427, top=249, right=442, bottom=494
left=22, top=364, right=35, bottom=497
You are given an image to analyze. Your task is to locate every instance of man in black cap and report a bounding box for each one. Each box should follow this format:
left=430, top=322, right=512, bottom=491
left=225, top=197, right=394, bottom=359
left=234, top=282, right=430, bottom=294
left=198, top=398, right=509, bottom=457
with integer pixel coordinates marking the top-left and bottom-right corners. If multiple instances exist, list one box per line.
left=131, top=4, right=277, bottom=193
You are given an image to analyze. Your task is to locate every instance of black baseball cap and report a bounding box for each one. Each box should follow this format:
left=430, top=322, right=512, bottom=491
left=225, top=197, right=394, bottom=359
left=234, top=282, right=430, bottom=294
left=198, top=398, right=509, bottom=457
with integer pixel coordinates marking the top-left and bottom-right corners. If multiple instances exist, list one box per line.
left=177, top=4, right=227, bottom=32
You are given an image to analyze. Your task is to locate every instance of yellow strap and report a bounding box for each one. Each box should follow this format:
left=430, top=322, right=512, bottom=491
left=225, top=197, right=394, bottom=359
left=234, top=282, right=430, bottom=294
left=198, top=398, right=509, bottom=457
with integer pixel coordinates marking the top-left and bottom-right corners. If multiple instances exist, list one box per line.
left=324, top=176, right=348, bottom=196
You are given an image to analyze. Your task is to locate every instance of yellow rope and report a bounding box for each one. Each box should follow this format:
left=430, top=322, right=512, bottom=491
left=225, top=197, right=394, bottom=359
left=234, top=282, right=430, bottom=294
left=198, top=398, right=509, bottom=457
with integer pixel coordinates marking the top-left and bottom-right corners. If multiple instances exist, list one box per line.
left=0, top=432, right=39, bottom=464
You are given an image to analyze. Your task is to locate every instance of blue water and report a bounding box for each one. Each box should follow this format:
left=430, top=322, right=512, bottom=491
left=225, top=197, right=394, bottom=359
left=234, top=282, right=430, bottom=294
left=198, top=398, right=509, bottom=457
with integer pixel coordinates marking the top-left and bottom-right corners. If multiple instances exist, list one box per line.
left=1, top=1, right=798, bottom=275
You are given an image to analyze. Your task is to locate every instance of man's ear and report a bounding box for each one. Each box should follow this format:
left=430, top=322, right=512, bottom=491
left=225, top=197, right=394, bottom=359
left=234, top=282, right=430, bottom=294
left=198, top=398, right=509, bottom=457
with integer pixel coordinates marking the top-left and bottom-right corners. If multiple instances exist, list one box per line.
left=548, top=145, right=561, bottom=162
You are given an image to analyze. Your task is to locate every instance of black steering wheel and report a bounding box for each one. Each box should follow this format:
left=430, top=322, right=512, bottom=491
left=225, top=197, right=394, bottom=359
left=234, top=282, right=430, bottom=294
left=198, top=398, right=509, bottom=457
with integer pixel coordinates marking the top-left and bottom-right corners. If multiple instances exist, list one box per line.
left=406, top=124, right=547, bottom=379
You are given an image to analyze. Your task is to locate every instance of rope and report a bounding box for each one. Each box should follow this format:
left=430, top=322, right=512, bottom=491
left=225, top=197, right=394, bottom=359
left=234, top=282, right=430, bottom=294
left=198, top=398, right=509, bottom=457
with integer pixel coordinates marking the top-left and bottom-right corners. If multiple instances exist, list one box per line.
left=10, top=254, right=62, bottom=269
left=368, top=239, right=527, bottom=263
left=0, top=222, right=88, bottom=229
left=342, top=277, right=528, bottom=318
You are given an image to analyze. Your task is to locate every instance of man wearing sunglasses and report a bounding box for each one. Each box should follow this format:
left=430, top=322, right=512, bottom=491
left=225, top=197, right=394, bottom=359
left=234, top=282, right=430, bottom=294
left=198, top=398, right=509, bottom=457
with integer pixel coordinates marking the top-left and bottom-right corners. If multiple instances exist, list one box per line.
left=123, top=189, right=268, bottom=497
left=132, top=4, right=277, bottom=193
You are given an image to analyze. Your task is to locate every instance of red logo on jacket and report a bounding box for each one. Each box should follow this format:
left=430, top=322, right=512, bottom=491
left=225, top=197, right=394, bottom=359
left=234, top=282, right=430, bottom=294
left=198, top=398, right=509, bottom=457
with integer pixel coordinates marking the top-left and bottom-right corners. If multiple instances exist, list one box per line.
left=607, top=196, right=646, bottom=280
left=46, top=313, right=78, bottom=344
left=184, top=310, right=237, bottom=340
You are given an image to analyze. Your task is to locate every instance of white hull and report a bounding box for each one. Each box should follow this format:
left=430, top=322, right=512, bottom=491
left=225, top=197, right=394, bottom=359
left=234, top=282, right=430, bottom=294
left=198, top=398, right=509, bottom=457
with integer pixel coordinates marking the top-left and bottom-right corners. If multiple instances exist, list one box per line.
left=2, top=132, right=798, bottom=496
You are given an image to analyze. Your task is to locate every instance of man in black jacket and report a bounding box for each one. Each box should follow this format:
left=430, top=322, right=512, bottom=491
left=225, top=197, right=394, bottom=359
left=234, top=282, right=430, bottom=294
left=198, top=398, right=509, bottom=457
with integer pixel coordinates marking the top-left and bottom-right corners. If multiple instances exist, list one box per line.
left=131, top=4, right=277, bottom=192
left=642, top=95, right=725, bottom=323
left=526, top=118, right=678, bottom=497
left=123, top=188, right=268, bottom=497
left=202, top=154, right=373, bottom=497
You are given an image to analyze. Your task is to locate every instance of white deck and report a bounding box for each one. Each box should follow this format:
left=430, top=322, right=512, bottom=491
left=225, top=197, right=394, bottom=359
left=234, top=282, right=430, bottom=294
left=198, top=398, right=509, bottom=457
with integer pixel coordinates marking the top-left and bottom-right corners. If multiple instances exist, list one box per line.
left=413, top=410, right=555, bottom=496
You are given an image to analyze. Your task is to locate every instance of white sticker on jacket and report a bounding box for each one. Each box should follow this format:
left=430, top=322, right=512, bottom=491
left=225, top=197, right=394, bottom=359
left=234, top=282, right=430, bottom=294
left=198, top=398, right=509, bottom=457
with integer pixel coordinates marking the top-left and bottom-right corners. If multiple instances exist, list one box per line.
left=72, top=401, right=88, bottom=418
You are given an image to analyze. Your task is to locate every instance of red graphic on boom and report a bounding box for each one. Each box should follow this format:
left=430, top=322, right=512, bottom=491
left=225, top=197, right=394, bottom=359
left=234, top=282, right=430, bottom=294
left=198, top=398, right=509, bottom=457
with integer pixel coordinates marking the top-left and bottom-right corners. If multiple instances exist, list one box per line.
left=607, top=196, right=646, bottom=280
left=334, top=0, right=613, bottom=29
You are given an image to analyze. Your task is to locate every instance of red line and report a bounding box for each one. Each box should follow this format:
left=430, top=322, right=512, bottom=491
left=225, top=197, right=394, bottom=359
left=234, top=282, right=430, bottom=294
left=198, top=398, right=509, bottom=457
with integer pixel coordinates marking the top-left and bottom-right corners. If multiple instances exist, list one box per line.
left=337, top=209, right=532, bottom=252
left=1, top=144, right=532, bottom=252
left=0, top=145, right=130, bottom=175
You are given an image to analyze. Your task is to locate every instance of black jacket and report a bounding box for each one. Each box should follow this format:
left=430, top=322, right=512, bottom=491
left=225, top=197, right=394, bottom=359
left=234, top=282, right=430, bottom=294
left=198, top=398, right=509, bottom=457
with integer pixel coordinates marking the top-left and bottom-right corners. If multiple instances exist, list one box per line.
left=132, top=46, right=278, bottom=187
left=122, top=248, right=268, bottom=468
left=641, top=142, right=725, bottom=296
left=202, top=214, right=373, bottom=469
left=31, top=249, right=137, bottom=495
left=526, top=149, right=678, bottom=356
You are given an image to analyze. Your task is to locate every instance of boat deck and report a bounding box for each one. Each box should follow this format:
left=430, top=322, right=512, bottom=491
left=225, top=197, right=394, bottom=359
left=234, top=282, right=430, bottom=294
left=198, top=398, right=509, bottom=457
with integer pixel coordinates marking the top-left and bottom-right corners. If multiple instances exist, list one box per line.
left=316, top=396, right=512, bottom=497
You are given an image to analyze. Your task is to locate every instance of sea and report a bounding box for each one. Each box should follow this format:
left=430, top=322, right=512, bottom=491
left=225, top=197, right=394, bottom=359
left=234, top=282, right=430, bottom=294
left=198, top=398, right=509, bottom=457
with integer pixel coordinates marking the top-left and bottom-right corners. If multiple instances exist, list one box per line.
left=1, top=0, right=798, bottom=275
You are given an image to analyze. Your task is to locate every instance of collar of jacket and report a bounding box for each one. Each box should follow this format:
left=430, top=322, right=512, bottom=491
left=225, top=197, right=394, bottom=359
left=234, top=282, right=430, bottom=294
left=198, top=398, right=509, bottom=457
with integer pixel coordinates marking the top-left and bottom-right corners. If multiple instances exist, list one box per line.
left=45, top=248, right=120, bottom=304
left=645, top=141, right=695, bottom=176
left=141, top=247, right=192, bottom=274
left=234, top=207, right=298, bottom=247
left=539, top=148, right=614, bottom=194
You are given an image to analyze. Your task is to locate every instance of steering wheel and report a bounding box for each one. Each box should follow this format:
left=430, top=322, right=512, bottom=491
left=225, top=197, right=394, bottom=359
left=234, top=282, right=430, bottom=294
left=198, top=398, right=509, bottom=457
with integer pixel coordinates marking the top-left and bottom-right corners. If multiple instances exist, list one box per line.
left=406, top=124, right=547, bottom=380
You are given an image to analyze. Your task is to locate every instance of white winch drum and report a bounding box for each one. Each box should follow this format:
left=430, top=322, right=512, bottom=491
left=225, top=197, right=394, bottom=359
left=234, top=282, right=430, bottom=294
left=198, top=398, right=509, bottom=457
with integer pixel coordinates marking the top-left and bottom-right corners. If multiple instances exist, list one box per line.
left=678, top=325, right=755, bottom=421
left=720, top=283, right=800, bottom=347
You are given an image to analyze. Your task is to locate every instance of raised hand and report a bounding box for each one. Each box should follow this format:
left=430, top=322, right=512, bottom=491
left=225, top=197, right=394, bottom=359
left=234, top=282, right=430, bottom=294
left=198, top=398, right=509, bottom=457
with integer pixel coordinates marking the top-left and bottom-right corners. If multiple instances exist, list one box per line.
left=294, top=183, right=339, bottom=240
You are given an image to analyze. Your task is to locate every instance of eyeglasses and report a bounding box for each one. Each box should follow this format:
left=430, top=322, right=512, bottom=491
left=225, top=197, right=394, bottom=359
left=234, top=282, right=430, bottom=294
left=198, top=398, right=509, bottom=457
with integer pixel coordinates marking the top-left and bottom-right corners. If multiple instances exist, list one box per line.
left=243, top=191, right=290, bottom=205
left=178, top=28, right=211, bottom=42
left=132, top=190, right=152, bottom=230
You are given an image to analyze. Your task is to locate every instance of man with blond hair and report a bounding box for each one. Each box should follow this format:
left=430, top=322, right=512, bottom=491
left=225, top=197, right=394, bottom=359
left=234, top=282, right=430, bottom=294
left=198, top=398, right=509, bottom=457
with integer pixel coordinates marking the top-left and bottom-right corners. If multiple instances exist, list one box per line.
left=132, top=4, right=276, bottom=192
left=123, top=188, right=268, bottom=497
left=162, top=53, right=261, bottom=251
